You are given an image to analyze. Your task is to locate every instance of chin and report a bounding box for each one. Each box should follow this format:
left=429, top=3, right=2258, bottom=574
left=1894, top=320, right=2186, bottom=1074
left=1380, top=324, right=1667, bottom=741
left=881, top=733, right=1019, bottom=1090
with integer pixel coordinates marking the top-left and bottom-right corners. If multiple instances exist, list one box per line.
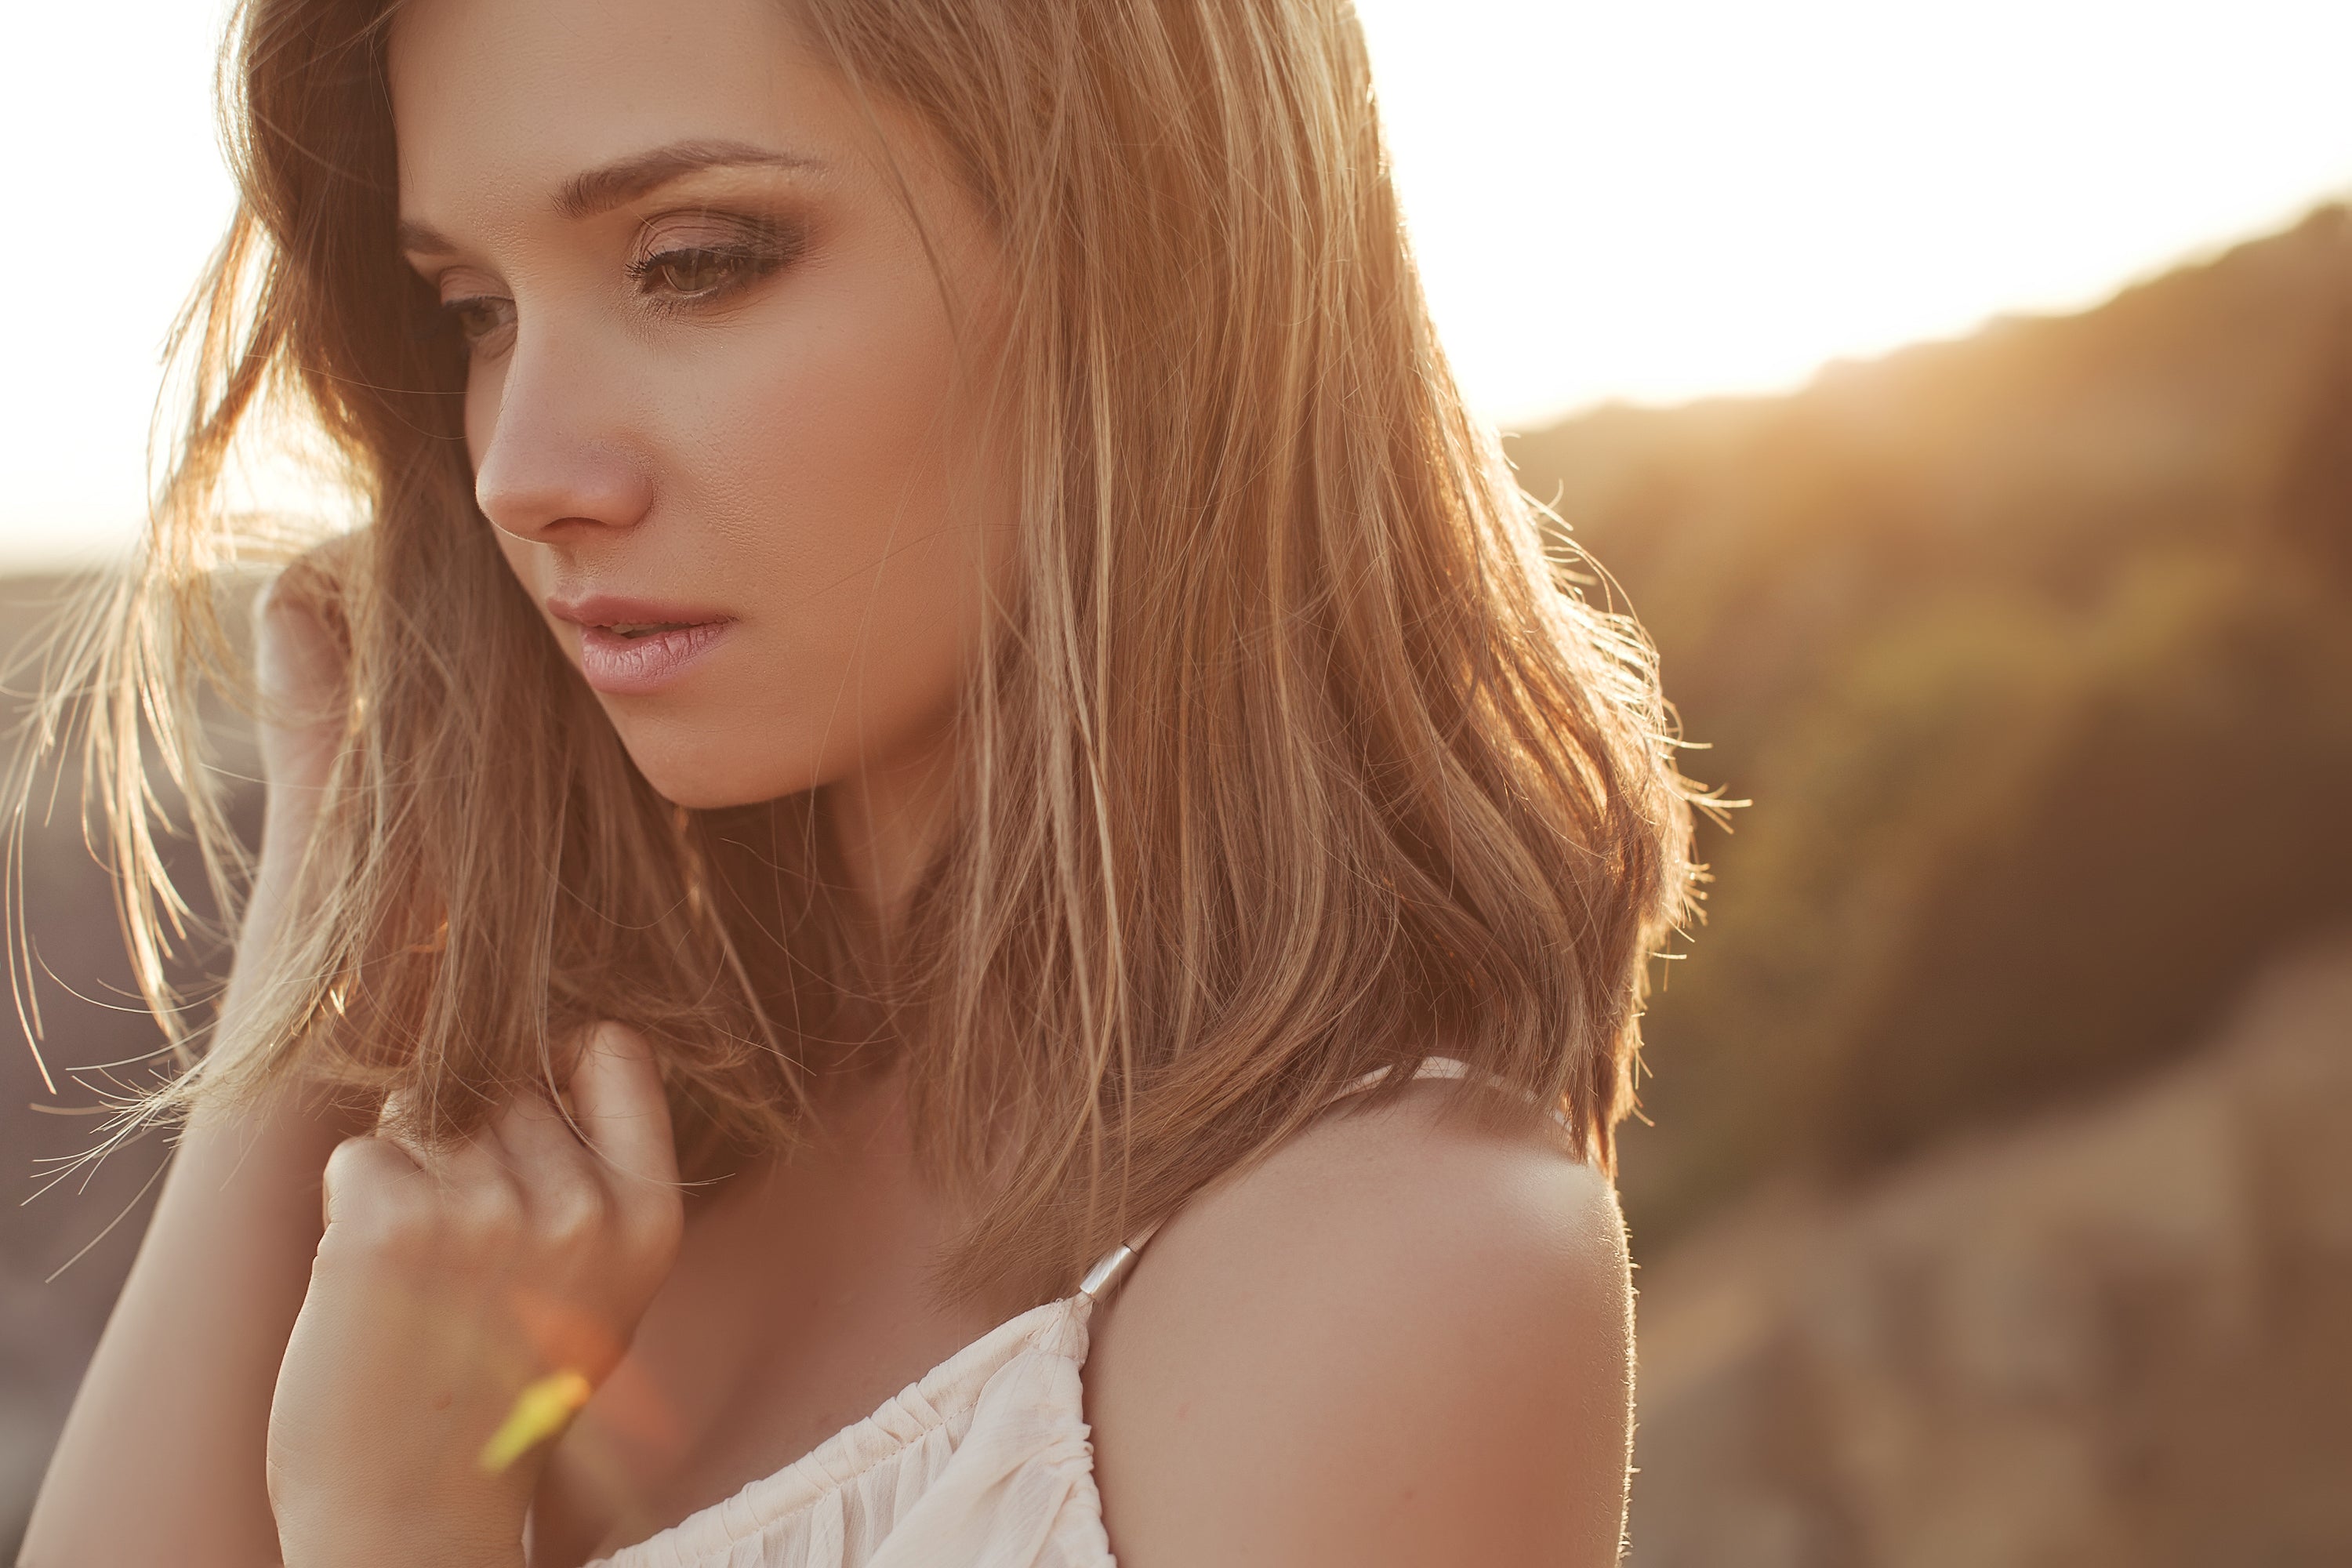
left=638, top=767, right=789, bottom=813
left=598, top=706, right=822, bottom=811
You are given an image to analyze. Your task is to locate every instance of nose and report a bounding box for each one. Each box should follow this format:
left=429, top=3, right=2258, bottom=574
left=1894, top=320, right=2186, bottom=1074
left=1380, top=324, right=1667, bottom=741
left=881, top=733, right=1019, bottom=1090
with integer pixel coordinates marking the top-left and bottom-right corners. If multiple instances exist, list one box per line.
left=470, top=330, right=655, bottom=543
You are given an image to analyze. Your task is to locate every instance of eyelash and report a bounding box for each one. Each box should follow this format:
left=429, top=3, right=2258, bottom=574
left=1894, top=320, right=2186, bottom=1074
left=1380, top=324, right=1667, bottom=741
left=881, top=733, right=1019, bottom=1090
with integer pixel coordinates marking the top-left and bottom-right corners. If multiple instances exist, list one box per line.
left=625, top=239, right=795, bottom=310
left=440, top=296, right=516, bottom=350
left=437, top=227, right=804, bottom=350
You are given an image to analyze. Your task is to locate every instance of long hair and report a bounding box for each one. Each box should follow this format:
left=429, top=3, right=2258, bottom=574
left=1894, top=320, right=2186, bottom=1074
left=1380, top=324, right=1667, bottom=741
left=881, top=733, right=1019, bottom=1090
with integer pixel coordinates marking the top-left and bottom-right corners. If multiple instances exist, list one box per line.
left=19, top=0, right=1697, bottom=1308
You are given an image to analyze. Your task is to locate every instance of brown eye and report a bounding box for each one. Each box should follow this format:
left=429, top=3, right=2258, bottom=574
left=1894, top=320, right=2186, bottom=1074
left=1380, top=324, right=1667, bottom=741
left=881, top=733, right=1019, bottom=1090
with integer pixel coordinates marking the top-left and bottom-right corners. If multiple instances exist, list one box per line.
left=626, top=225, right=800, bottom=308
left=441, top=296, right=515, bottom=349
left=642, top=249, right=747, bottom=297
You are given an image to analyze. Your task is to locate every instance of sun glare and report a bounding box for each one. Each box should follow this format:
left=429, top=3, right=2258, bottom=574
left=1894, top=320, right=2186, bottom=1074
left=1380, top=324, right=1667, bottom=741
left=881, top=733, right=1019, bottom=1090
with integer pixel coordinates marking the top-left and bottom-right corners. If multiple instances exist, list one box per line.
left=2, top=0, right=2350, bottom=562
left=1355, top=0, right=2352, bottom=425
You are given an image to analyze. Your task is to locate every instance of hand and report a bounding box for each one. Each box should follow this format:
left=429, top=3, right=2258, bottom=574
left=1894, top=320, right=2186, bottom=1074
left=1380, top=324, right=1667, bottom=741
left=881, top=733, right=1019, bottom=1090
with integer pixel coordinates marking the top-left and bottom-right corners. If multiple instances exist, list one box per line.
left=267, top=1024, right=686, bottom=1567
left=252, top=540, right=358, bottom=800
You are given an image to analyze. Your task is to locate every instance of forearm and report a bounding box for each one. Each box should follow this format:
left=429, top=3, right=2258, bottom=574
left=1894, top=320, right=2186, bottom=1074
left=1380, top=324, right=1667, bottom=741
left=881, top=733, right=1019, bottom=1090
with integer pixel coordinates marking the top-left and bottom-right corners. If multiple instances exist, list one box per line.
left=21, top=806, right=354, bottom=1568
left=22, top=1109, right=342, bottom=1566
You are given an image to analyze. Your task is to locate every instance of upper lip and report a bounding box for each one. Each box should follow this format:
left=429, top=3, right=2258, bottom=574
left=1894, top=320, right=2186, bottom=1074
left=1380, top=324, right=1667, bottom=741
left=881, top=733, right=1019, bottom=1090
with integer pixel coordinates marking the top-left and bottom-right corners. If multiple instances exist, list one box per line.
left=544, top=593, right=734, bottom=630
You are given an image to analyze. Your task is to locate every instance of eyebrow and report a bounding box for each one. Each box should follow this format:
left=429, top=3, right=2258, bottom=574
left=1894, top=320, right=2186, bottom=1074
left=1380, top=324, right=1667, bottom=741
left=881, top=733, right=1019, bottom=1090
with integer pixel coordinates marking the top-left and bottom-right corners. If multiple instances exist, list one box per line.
left=395, top=138, right=822, bottom=257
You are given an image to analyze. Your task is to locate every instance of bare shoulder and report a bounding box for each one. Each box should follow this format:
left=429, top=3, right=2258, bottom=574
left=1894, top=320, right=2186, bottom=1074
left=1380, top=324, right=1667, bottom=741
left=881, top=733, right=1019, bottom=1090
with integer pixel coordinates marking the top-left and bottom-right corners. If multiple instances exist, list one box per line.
left=1085, top=1078, right=1633, bottom=1568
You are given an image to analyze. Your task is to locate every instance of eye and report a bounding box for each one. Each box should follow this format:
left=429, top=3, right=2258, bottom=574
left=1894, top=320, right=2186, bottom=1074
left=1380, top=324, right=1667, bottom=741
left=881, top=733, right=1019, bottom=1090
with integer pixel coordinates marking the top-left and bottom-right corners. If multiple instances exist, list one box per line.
left=628, top=245, right=780, bottom=303
left=441, top=295, right=516, bottom=351
left=624, top=214, right=807, bottom=311
left=640, top=249, right=746, bottom=296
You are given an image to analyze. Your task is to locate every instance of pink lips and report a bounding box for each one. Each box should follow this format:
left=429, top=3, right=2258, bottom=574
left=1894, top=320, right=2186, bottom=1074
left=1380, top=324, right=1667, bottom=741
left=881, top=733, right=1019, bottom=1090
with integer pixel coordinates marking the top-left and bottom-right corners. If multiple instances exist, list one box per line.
left=546, top=595, right=735, bottom=696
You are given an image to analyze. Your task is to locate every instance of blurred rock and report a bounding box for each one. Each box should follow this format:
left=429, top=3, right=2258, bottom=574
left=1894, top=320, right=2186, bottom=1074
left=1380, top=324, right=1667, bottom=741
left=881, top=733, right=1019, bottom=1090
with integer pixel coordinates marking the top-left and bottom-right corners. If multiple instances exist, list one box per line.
left=1512, top=208, right=2352, bottom=1236
left=0, top=571, right=258, bottom=1554
left=1628, top=935, right=2352, bottom=1567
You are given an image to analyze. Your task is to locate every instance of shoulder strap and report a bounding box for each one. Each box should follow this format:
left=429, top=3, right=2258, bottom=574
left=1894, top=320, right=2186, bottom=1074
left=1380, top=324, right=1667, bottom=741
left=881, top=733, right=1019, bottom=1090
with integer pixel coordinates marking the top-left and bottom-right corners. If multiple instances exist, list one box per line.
left=1076, top=1056, right=1566, bottom=1302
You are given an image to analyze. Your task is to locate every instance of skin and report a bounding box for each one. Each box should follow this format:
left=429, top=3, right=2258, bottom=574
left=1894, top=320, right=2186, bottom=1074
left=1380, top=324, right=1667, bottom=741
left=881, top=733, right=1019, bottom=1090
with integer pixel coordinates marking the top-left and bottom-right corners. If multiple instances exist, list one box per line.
left=22, top=1, right=1635, bottom=1564
left=396, top=0, right=1018, bottom=918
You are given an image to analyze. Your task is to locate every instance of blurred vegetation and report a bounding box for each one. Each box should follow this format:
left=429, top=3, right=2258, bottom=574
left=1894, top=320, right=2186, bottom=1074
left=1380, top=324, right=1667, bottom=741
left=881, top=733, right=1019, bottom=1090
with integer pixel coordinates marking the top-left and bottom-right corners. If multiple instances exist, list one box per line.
left=1508, top=205, right=2352, bottom=1246
left=9, top=205, right=2352, bottom=1555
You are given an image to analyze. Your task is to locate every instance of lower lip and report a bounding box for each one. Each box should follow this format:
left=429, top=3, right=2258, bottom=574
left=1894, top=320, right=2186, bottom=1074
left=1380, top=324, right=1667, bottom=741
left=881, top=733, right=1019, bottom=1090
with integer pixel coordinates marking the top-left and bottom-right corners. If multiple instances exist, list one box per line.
left=574, top=620, right=734, bottom=695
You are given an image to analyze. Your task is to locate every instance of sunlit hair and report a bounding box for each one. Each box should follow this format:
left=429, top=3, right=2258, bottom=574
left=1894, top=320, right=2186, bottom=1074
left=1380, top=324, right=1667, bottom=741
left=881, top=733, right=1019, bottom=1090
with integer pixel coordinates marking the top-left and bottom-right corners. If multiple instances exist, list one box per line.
left=19, top=0, right=1697, bottom=1305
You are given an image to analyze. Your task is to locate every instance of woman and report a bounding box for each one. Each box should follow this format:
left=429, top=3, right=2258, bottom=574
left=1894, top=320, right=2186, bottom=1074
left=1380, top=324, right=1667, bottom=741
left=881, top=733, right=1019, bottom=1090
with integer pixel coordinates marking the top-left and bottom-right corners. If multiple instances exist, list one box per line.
left=22, top=0, right=1694, bottom=1563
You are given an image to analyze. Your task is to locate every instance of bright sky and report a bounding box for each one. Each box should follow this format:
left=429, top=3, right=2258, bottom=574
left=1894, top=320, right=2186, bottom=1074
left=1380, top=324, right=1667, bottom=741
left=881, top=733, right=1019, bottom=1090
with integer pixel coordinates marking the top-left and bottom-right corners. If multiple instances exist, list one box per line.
left=4, top=0, right=2350, bottom=567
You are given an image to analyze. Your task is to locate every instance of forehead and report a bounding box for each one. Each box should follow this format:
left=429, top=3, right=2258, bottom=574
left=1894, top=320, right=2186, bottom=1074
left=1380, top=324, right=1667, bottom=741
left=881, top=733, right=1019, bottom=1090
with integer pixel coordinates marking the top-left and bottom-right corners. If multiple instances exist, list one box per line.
left=387, top=0, right=843, bottom=207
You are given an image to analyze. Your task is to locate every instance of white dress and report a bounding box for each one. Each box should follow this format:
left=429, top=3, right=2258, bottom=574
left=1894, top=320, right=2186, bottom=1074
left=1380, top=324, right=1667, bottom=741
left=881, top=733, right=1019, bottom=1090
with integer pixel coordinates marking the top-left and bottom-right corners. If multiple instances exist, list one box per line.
left=587, top=1057, right=1559, bottom=1567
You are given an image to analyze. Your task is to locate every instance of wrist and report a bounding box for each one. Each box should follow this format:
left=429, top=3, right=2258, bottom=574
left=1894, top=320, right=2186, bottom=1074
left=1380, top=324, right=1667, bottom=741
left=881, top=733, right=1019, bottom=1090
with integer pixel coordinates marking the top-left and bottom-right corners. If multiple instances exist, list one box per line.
left=270, top=1396, right=546, bottom=1568
left=276, top=1483, right=533, bottom=1568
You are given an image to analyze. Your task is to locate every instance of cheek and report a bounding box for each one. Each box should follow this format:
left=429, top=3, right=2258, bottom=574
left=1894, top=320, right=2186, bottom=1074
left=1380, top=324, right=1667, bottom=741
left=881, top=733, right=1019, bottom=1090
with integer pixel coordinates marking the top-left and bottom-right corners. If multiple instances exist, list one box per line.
left=466, top=366, right=546, bottom=608
left=656, top=265, right=1011, bottom=787
left=463, top=356, right=504, bottom=477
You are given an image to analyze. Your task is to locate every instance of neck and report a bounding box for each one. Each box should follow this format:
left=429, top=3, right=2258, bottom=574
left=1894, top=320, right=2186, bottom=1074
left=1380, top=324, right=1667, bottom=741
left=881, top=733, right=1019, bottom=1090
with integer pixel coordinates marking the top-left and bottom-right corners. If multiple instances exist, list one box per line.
left=824, top=723, right=964, bottom=936
left=690, top=725, right=964, bottom=1087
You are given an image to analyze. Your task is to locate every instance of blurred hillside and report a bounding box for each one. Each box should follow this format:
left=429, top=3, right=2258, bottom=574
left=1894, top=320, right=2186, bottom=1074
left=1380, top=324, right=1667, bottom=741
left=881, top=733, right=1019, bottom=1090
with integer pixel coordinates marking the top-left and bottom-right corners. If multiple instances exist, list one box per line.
left=5, top=208, right=2350, bottom=1559
left=1627, top=935, right=2352, bottom=1567
left=0, top=575, right=256, bottom=1554
left=1508, top=205, right=2352, bottom=1245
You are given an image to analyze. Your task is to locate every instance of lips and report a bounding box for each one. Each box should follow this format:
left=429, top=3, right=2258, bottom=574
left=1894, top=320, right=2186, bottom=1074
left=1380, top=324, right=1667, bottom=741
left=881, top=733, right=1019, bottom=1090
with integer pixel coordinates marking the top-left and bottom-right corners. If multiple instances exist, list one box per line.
left=545, top=594, right=735, bottom=697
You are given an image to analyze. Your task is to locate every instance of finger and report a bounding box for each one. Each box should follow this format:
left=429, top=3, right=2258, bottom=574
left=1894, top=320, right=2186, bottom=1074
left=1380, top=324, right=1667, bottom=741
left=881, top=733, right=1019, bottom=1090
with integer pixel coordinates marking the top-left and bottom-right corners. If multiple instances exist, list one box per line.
left=376, top=1086, right=410, bottom=1127
left=251, top=564, right=354, bottom=786
left=566, top=1022, right=680, bottom=1192
left=492, top=1087, right=590, bottom=1166
left=378, top=1089, right=526, bottom=1227
left=373, top=1089, right=460, bottom=1178
left=321, top=1133, right=423, bottom=1234
left=490, top=1091, right=605, bottom=1228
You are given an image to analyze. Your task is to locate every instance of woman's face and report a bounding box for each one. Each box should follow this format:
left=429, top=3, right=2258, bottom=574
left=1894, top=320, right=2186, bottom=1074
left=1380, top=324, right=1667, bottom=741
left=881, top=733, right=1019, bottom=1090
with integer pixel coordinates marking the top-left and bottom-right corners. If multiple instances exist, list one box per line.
left=389, top=0, right=1012, bottom=814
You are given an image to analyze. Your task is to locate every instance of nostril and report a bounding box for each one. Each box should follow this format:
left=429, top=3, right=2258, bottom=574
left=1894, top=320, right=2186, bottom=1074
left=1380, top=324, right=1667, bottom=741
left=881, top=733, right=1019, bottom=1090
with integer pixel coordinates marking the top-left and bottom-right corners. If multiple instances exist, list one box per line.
left=467, top=351, right=655, bottom=539
left=474, top=441, right=655, bottom=541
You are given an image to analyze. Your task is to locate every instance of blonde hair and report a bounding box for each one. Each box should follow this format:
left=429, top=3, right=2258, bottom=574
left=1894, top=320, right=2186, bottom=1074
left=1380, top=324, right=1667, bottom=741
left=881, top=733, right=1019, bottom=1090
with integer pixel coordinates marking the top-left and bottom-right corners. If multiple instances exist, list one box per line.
left=20, top=0, right=1696, bottom=1307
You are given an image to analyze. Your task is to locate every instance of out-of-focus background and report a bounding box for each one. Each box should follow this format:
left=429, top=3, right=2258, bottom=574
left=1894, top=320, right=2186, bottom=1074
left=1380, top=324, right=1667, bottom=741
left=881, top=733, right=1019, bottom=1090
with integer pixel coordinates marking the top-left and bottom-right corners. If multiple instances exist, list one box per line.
left=5, top=2, right=2350, bottom=1563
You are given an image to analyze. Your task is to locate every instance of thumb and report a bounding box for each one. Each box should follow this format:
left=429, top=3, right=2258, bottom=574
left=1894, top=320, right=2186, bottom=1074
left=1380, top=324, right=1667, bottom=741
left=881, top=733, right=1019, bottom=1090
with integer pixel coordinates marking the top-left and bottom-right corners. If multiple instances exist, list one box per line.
left=567, top=1022, right=680, bottom=1192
